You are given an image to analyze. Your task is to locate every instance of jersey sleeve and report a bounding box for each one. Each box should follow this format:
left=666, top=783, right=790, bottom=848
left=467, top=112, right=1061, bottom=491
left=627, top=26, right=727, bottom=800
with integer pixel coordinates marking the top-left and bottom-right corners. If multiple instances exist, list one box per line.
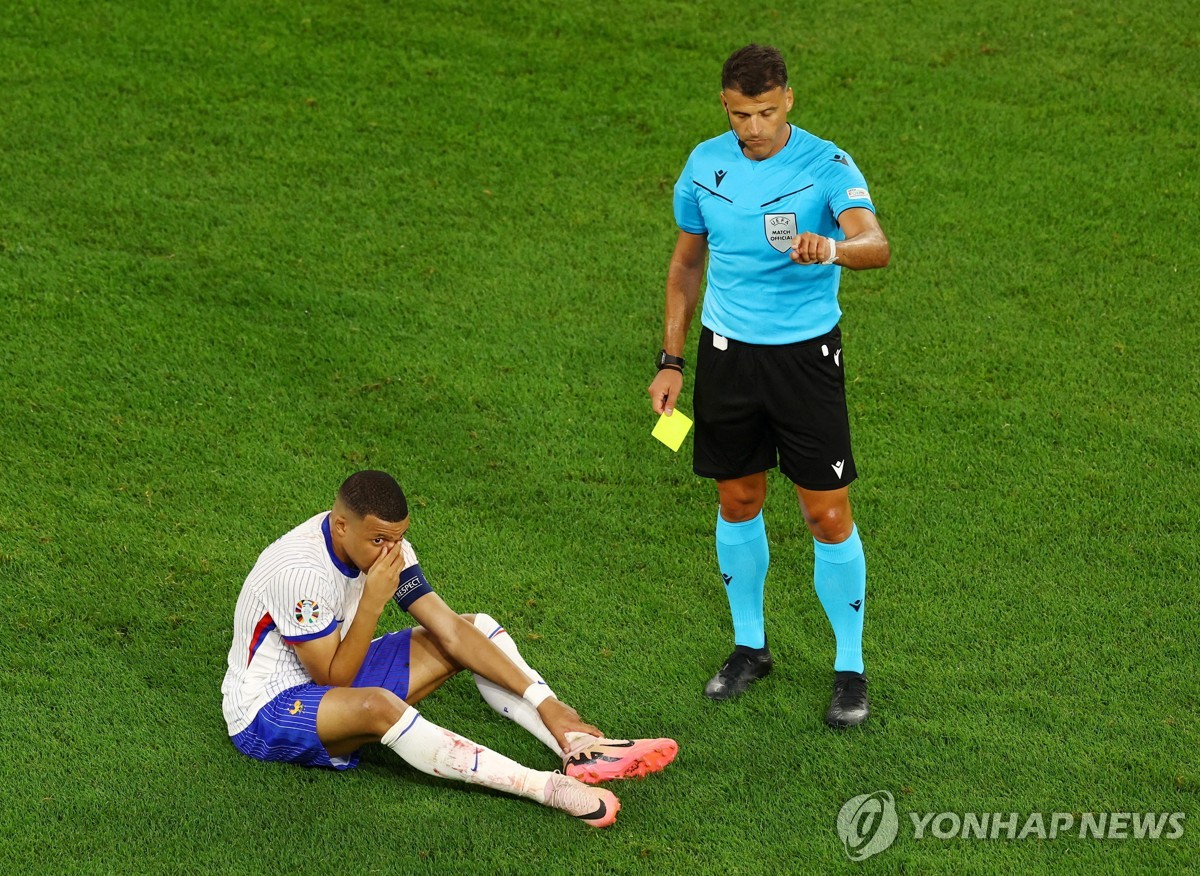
left=264, top=567, right=341, bottom=643
left=821, top=149, right=877, bottom=223
left=392, top=539, right=435, bottom=612
left=672, top=150, right=707, bottom=234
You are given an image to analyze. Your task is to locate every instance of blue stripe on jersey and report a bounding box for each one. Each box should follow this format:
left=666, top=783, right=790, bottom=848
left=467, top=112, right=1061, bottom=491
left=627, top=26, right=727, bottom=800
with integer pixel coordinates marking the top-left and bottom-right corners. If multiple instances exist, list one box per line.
left=673, top=125, right=876, bottom=345
left=321, top=514, right=360, bottom=577
left=281, top=618, right=339, bottom=643
left=393, top=563, right=434, bottom=611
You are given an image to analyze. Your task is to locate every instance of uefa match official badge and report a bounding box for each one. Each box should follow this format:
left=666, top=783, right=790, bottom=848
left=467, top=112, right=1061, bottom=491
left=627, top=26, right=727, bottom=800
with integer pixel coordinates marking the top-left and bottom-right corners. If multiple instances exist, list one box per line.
left=764, top=213, right=797, bottom=253
left=294, top=599, right=321, bottom=625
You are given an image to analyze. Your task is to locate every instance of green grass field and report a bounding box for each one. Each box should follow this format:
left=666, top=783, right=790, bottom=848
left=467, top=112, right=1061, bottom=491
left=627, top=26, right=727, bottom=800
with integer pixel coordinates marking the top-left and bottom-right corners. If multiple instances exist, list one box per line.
left=2, top=1, right=1197, bottom=872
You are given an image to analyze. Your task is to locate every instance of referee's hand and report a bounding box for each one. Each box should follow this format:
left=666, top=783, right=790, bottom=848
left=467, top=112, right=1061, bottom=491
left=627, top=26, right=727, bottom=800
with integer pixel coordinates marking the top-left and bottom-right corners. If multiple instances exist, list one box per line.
left=648, top=369, right=684, bottom=415
left=789, top=231, right=834, bottom=265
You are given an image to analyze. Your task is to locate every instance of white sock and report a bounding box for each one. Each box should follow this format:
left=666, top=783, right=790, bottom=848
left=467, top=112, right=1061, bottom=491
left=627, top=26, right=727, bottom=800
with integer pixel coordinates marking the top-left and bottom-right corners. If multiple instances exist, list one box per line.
left=381, top=709, right=551, bottom=802
left=471, top=613, right=600, bottom=755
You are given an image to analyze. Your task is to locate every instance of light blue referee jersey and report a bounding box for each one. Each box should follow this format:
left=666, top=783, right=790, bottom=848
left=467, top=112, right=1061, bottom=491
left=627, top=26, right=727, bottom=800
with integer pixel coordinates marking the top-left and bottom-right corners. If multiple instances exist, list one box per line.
left=673, top=125, right=877, bottom=345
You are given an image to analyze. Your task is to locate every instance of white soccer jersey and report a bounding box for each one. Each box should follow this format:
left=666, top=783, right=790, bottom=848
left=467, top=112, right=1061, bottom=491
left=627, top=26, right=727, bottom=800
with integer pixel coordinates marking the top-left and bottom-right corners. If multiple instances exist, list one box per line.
left=221, top=512, right=427, bottom=735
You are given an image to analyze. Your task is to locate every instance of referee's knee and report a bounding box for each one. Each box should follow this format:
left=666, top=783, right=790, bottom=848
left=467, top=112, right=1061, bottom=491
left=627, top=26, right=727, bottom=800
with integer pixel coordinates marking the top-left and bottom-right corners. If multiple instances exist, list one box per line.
left=717, top=477, right=767, bottom=521
left=719, top=499, right=764, bottom=522
left=807, top=510, right=854, bottom=544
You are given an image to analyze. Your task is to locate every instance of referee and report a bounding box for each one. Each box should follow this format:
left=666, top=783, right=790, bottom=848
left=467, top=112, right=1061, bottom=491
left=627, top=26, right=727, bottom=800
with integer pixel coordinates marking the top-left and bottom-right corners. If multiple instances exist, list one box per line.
left=648, top=44, right=890, bottom=728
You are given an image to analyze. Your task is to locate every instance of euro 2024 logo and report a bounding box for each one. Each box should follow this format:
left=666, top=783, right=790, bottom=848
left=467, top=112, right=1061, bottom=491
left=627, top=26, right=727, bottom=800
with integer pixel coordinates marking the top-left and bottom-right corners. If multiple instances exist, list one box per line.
left=838, top=791, right=899, bottom=861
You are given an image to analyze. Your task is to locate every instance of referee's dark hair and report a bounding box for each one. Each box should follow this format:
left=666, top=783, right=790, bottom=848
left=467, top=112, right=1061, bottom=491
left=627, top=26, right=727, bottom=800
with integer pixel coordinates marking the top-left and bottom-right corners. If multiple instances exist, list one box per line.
left=721, top=44, right=788, bottom=96
left=338, top=470, right=409, bottom=522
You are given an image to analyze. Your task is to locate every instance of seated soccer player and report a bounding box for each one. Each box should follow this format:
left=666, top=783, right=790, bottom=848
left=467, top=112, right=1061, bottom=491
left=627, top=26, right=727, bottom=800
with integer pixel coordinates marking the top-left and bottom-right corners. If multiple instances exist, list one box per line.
left=221, top=470, right=677, bottom=827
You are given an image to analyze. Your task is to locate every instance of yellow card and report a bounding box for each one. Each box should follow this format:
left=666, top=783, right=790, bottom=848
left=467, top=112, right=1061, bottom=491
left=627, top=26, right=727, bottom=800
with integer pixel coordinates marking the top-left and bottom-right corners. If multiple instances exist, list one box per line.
left=652, top=410, right=693, bottom=451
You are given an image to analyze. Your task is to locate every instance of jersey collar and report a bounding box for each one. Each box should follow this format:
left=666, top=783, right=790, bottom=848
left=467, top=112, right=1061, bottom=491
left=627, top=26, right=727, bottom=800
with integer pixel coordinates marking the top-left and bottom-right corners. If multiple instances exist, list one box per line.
left=734, top=124, right=796, bottom=164
left=321, top=513, right=361, bottom=577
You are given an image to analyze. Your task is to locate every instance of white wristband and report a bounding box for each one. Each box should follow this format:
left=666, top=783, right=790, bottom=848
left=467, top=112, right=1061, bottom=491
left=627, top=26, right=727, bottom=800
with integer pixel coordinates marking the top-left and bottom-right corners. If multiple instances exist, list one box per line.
left=821, top=237, right=838, bottom=265
left=522, top=681, right=552, bottom=708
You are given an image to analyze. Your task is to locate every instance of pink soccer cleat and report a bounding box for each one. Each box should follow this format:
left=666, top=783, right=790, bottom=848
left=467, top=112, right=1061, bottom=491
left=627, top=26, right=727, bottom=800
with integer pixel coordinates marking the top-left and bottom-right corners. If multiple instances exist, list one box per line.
left=543, top=773, right=620, bottom=827
left=563, top=737, right=679, bottom=784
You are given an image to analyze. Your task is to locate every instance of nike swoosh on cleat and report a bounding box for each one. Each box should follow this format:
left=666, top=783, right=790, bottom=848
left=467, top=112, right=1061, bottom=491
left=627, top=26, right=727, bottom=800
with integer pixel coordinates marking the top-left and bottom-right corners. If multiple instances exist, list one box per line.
left=580, top=799, right=607, bottom=821
left=566, top=740, right=637, bottom=767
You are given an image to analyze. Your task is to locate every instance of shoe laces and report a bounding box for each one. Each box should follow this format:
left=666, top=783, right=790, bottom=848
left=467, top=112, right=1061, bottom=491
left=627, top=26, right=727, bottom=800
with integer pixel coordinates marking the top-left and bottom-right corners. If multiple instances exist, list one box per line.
left=833, top=675, right=868, bottom=706
left=545, top=773, right=601, bottom=816
left=721, top=649, right=764, bottom=676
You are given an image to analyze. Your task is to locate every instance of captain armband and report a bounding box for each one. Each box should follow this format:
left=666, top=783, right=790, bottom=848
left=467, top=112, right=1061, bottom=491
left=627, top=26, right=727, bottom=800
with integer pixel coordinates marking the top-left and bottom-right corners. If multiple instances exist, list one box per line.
left=392, top=564, right=435, bottom=611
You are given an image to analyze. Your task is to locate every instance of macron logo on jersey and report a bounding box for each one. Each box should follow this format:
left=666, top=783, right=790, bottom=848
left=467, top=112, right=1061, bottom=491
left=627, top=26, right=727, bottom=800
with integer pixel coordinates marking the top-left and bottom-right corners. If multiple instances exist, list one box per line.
left=715, top=169, right=727, bottom=188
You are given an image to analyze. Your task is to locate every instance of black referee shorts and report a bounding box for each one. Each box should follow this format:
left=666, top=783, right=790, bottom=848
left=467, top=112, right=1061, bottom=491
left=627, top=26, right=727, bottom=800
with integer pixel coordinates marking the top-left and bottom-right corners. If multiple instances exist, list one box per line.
left=692, top=325, right=857, bottom=490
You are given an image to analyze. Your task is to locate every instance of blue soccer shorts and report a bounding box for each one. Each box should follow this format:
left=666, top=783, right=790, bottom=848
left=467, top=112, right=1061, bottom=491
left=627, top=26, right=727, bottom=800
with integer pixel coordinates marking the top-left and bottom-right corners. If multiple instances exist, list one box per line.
left=231, top=628, right=414, bottom=769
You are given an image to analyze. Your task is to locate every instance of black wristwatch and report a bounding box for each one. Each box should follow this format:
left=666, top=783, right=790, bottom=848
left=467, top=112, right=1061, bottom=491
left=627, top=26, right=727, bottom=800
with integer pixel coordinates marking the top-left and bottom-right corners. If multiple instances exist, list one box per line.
left=657, top=349, right=686, bottom=373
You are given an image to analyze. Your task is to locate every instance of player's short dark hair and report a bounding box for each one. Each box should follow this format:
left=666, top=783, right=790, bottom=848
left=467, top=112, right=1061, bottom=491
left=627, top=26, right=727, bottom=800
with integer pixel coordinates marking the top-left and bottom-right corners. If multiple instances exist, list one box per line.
left=721, top=44, right=788, bottom=96
left=337, top=470, right=409, bottom=523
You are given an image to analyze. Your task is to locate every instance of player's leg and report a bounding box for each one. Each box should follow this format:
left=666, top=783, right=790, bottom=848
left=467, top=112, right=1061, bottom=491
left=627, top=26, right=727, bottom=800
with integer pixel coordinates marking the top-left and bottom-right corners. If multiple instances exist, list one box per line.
left=404, top=626, right=464, bottom=703
left=316, top=685, right=619, bottom=826
left=402, top=617, right=556, bottom=720
left=352, top=623, right=545, bottom=710
left=317, top=685, right=408, bottom=756
left=402, top=616, right=559, bottom=706
left=350, top=629, right=623, bottom=813
left=350, top=626, right=460, bottom=709
left=693, top=328, right=778, bottom=701
left=462, top=613, right=560, bottom=750
left=370, top=622, right=591, bottom=759
left=466, top=613, right=678, bottom=783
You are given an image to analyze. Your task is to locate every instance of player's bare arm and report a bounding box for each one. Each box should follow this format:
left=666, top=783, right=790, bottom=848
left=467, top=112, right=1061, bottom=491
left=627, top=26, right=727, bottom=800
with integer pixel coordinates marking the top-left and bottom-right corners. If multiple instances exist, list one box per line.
left=407, top=591, right=603, bottom=750
left=649, top=230, right=708, bottom=415
left=293, top=542, right=406, bottom=686
left=789, top=207, right=890, bottom=269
